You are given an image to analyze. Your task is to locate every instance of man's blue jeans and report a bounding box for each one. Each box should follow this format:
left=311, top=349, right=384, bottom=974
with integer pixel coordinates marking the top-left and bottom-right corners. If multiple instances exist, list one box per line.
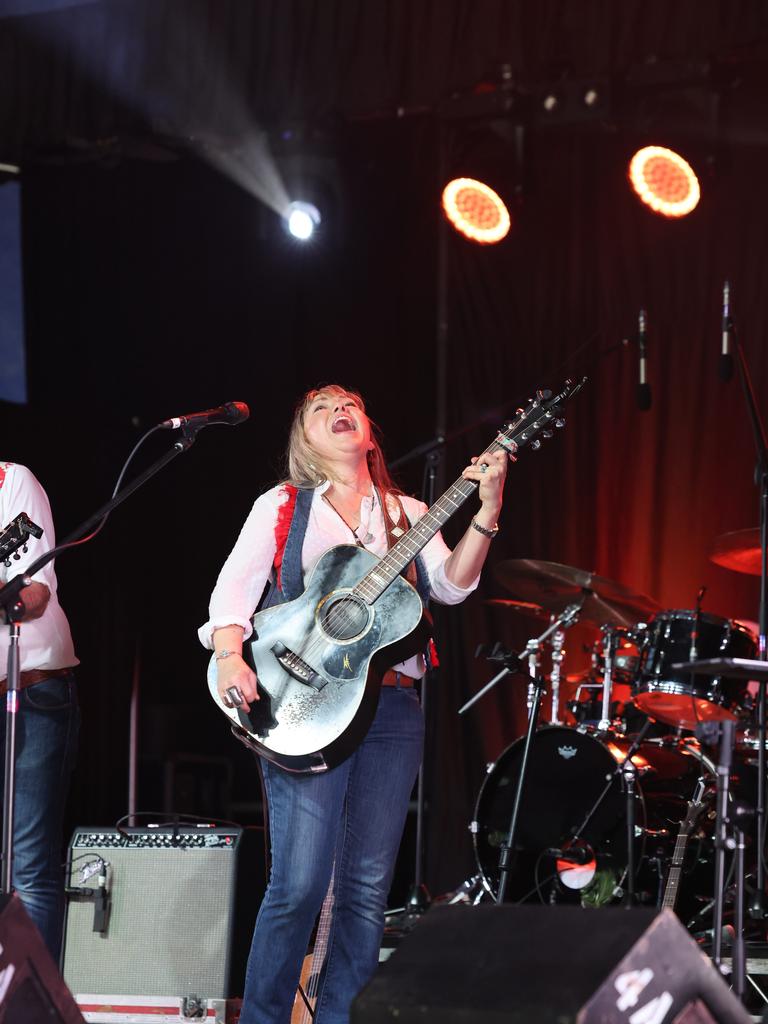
left=239, top=683, right=424, bottom=1024
left=0, top=673, right=79, bottom=961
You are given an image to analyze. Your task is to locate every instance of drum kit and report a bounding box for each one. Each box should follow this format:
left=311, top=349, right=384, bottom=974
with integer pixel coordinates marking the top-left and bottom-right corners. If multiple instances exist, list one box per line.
left=466, top=531, right=768, bottom=942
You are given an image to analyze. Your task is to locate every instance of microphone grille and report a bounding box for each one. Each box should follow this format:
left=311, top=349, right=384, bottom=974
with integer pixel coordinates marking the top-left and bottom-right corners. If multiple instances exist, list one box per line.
left=224, top=401, right=250, bottom=424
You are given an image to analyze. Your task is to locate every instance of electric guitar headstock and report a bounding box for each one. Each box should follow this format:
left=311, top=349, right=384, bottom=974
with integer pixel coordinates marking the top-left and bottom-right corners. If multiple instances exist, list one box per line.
left=0, top=513, right=44, bottom=567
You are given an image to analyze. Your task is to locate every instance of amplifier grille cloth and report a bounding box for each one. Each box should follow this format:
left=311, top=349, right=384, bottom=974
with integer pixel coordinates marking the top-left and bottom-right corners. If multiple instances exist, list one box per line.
left=63, top=843, right=237, bottom=998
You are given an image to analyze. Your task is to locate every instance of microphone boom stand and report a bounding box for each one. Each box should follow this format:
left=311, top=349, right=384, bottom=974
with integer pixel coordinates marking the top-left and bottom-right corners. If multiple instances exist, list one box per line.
left=458, top=602, right=584, bottom=904
left=0, top=427, right=200, bottom=896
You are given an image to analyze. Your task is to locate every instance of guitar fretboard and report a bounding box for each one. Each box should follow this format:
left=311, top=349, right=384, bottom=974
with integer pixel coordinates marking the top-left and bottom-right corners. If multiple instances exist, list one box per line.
left=353, top=437, right=506, bottom=604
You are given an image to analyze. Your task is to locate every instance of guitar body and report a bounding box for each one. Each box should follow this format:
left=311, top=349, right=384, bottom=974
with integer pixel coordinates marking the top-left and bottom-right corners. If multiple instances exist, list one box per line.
left=207, top=544, right=425, bottom=772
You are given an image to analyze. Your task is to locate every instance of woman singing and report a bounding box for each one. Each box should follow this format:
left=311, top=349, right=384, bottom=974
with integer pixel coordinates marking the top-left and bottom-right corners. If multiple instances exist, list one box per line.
left=198, top=384, right=508, bottom=1024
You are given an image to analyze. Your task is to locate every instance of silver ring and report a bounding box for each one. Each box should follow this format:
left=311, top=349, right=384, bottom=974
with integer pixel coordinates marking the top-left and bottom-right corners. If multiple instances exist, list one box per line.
left=225, top=686, right=245, bottom=707
left=480, top=463, right=488, bottom=473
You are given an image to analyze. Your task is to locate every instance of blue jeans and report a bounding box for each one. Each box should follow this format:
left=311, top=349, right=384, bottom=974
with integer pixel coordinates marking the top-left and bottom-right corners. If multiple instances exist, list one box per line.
left=0, top=673, right=79, bottom=961
left=240, top=684, right=424, bottom=1024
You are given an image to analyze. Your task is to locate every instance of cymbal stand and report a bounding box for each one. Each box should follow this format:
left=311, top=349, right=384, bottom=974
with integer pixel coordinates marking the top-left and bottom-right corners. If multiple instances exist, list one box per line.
left=525, top=637, right=541, bottom=717
left=598, top=625, right=617, bottom=733
left=712, top=719, right=736, bottom=972
left=548, top=626, right=565, bottom=726
left=733, top=338, right=768, bottom=918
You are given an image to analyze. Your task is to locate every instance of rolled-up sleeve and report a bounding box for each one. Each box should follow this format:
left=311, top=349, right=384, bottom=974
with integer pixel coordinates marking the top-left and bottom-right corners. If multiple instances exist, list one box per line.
left=400, top=496, right=480, bottom=605
left=197, top=488, right=282, bottom=649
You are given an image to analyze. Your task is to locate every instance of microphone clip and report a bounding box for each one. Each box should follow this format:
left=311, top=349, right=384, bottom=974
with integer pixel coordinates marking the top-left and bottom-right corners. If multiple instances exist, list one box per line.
left=474, top=642, right=523, bottom=673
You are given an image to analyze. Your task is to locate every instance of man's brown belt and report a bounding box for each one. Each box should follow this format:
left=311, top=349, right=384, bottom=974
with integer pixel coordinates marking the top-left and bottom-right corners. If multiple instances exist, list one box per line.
left=1, top=668, right=68, bottom=694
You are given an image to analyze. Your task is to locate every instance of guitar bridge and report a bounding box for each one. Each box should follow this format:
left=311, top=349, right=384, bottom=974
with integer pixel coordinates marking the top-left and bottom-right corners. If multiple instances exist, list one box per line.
left=271, top=642, right=327, bottom=691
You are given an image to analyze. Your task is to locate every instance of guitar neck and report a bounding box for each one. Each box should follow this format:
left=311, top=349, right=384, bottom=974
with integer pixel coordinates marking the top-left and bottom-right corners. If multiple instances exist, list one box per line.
left=661, top=828, right=692, bottom=911
left=353, top=438, right=506, bottom=604
left=349, top=377, right=585, bottom=605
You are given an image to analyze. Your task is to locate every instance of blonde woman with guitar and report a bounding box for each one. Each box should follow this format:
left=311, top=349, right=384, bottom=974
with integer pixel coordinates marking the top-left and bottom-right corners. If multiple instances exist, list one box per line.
left=199, top=383, right=511, bottom=1024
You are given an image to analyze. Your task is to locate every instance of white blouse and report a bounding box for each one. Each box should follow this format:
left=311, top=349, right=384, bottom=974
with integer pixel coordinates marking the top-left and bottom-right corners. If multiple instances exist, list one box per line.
left=198, top=482, right=478, bottom=678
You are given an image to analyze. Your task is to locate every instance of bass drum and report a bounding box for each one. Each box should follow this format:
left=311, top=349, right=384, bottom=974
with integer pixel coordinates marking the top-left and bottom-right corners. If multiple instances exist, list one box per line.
left=471, top=726, right=712, bottom=907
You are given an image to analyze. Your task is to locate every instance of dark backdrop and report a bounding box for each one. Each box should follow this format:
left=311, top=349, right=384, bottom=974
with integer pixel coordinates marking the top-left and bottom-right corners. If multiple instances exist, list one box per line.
left=1, top=0, right=768, bottom=900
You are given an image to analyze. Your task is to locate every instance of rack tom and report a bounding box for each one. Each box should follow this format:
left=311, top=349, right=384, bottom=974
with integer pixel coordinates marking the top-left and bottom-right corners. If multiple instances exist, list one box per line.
left=633, top=610, right=755, bottom=729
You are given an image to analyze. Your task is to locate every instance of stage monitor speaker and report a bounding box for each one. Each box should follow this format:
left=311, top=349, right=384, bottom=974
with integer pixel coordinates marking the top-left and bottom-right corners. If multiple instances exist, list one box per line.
left=352, top=904, right=751, bottom=1024
left=61, top=825, right=266, bottom=1001
left=0, top=892, right=84, bottom=1024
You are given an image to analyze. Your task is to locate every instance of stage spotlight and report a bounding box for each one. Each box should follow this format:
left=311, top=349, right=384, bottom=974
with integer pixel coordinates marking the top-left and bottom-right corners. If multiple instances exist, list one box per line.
left=628, top=145, right=700, bottom=218
left=441, top=177, right=511, bottom=245
left=284, top=200, right=321, bottom=241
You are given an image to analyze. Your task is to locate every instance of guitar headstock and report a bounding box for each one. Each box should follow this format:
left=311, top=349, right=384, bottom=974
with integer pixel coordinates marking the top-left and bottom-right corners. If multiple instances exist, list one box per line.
left=495, top=376, right=588, bottom=459
left=0, top=513, right=44, bottom=567
left=679, top=777, right=713, bottom=837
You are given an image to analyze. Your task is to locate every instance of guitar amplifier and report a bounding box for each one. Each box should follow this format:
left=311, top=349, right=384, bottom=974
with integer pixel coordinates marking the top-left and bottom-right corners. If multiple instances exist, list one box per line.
left=62, top=825, right=266, bottom=1002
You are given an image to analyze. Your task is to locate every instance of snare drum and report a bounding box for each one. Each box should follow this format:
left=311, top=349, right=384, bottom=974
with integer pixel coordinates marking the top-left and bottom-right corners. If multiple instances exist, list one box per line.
left=633, top=610, right=755, bottom=729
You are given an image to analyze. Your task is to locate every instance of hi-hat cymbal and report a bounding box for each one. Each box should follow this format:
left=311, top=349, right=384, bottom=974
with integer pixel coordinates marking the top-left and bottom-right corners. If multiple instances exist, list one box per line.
left=493, top=559, right=660, bottom=628
left=710, top=528, right=761, bottom=576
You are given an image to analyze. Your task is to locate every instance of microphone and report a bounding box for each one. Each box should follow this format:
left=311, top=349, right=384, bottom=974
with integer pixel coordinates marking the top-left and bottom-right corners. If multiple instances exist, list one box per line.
left=160, top=401, right=249, bottom=431
left=636, top=309, right=651, bottom=411
left=93, top=859, right=110, bottom=933
left=720, top=280, right=734, bottom=381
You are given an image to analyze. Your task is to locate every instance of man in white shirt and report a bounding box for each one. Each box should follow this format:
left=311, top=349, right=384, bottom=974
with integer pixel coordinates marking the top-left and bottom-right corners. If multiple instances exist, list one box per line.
left=0, top=461, right=79, bottom=960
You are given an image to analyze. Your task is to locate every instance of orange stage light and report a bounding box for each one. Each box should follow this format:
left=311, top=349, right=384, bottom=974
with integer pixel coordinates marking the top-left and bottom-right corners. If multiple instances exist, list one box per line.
left=441, top=177, right=511, bottom=244
left=628, top=146, right=700, bottom=218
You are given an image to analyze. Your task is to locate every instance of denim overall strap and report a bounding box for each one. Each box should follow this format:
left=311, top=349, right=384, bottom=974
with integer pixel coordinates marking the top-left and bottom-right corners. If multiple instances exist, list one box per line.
left=279, top=487, right=313, bottom=601
left=261, top=486, right=314, bottom=610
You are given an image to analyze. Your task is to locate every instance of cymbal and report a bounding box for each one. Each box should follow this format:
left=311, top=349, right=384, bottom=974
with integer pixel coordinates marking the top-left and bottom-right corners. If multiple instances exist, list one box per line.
left=493, top=559, right=660, bottom=628
left=710, top=528, right=761, bottom=576
left=484, top=598, right=550, bottom=620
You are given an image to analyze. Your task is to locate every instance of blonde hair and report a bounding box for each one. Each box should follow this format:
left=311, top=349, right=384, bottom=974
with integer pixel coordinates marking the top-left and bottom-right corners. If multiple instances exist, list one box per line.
left=284, top=383, right=401, bottom=497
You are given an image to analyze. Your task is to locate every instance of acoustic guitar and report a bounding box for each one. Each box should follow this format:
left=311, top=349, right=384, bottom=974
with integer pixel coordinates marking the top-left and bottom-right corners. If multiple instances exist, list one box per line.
left=208, top=378, right=586, bottom=773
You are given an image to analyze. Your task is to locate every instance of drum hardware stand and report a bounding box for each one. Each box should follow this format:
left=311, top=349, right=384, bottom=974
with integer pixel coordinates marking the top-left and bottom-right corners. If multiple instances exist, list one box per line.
left=459, top=602, right=585, bottom=905
left=733, top=335, right=768, bottom=920
left=495, top=664, right=545, bottom=905
left=563, top=717, right=654, bottom=904
left=622, top=754, right=639, bottom=907
left=598, top=624, right=617, bottom=733
left=0, top=424, right=203, bottom=896
left=549, top=626, right=566, bottom=725
left=703, top=719, right=739, bottom=977
left=460, top=601, right=584, bottom=719
left=705, top=717, right=755, bottom=1002
left=523, top=637, right=540, bottom=715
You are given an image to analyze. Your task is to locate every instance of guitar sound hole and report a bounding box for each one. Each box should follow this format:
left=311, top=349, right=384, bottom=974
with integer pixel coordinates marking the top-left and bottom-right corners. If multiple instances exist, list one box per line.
left=320, top=594, right=369, bottom=642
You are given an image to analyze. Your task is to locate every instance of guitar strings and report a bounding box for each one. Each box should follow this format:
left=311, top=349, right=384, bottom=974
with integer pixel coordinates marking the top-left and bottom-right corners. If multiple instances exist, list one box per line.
left=295, top=438, right=504, bottom=664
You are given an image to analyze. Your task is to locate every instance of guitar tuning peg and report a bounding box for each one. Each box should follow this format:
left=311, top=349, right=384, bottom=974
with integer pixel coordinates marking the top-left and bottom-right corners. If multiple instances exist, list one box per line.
left=515, top=408, right=524, bottom=417
left=542, top=429, right=554, bottom=439
left=530, top=439, right=541, bottom=451
left=555, top=417, right=565, bottom=429
left=3, top=559, right=10, bottom=568
left=12, top=551, right=20, bottom=560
